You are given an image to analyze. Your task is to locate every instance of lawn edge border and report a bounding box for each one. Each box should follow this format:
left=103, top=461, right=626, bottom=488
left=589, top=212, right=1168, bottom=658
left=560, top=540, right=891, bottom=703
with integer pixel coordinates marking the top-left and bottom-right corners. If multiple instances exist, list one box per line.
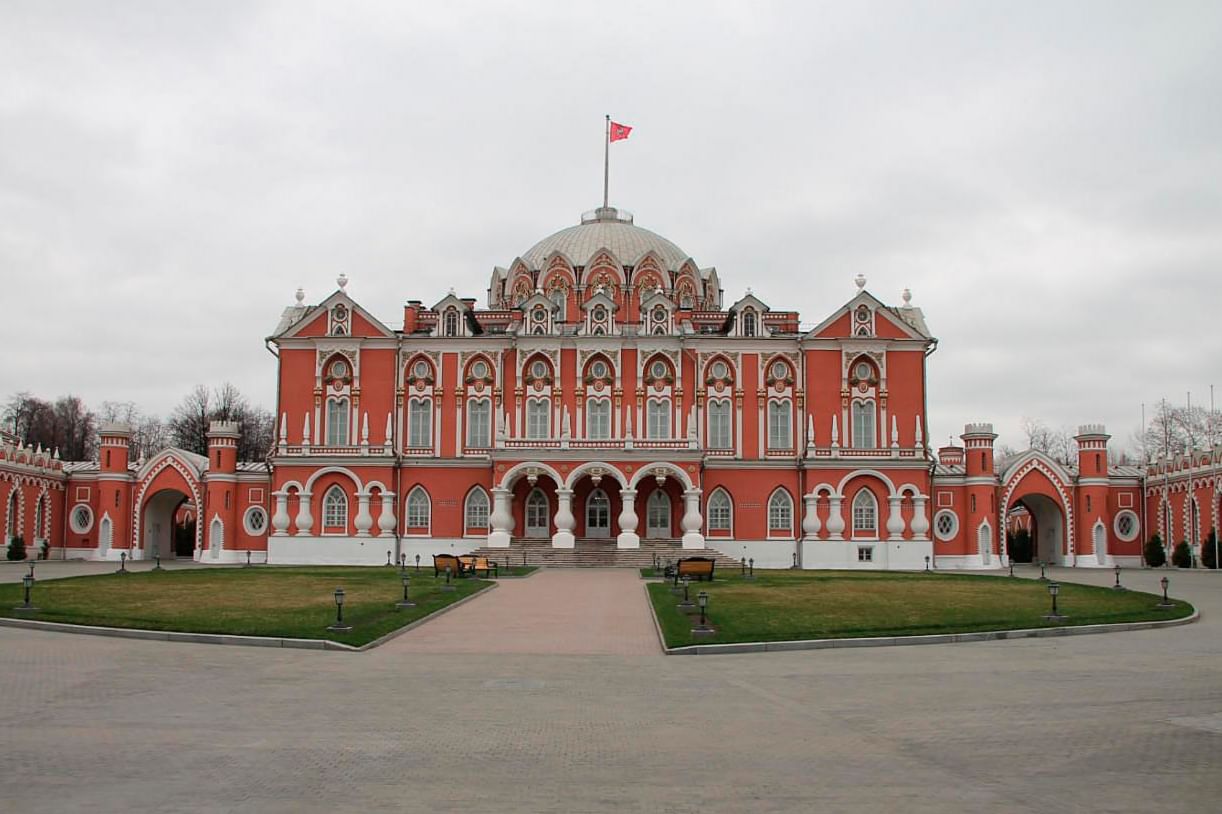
left=652, top=597, right=1200, bottom=656
left=0, top=581, right=500, bottom=653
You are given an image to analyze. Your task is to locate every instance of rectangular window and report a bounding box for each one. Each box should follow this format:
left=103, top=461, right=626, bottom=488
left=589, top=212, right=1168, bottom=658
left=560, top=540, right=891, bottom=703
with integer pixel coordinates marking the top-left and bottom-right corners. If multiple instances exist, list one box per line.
left=466, top=399, right=491, bottom=447
left=768, top=401, right=791, bottom=449
left=707, top=401, right=732, bottom=449
left=409, top=400, right=432, bottom=448
left=527, top=399, right=550, bottom=439
left=586, top=399, right=611, bottom=439
left=326, top=398, right=350, bottom=446
left=852, top=401, right=875, bottom=448
left=857, top=546, right=873, bottom=562
left=647, top=399, right=670, bottom=439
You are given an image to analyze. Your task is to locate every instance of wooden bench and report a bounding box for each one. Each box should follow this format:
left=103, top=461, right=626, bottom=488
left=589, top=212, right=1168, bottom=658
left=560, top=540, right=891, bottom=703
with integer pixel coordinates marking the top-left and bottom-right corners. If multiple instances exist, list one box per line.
left=674, top=556, right=715, bottom=585
left=459, top=555, right=498, bottom=578
left=433, top=553, right=466, bottom=578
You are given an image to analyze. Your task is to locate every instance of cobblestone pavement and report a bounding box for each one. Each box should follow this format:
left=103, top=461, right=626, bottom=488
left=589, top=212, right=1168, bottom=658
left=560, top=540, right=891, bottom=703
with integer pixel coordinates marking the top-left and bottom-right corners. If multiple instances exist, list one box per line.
left=388, top=568, right=659, bottom=655
left=0, top=564, right=1219, bottom=813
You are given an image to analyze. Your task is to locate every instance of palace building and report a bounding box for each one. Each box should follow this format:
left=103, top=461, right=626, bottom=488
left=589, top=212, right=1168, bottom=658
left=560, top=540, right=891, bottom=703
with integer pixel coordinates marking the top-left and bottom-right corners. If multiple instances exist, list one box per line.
left=3, top=205, right=1218, bottom=568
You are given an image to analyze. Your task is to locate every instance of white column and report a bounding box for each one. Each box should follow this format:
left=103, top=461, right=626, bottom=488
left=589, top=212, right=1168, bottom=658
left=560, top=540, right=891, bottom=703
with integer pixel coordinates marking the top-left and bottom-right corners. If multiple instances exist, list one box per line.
left=294, top=491, right=313, bottom=536
left=271, top=491, right=291, bottom=536
left=887, top=497, right=904, bottom=540
left=681, top=489, right=704, bottom=549
left=488, top=487, right=513, bottom=548
left=552, top=488, right=575, bottom=548
left=826, top=496, right=845, bottom=540
left=911, top=496, right=930, bottom=540
left=802, top=494, right=821, bottom=540
left=617, top=488, right=640, bottom=549
left=377, top=492, right=396, bottom=535
left=354, top=492, right=373, bottom=536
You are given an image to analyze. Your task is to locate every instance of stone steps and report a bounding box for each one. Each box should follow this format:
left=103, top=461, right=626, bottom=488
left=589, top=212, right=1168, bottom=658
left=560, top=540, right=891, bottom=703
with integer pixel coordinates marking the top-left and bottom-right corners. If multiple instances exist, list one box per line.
left=468, top=539, right=742, bottom=569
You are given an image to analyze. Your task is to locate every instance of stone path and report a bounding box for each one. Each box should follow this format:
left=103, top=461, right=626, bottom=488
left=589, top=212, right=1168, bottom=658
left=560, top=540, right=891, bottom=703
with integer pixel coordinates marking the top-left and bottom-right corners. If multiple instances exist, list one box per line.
left=388, top=567, right=659, bottom=655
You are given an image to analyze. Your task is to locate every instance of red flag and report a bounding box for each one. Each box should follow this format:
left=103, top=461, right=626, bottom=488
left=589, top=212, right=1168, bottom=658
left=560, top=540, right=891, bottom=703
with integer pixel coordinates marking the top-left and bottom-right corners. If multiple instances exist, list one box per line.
left=609, top=121, right=632, bottom=142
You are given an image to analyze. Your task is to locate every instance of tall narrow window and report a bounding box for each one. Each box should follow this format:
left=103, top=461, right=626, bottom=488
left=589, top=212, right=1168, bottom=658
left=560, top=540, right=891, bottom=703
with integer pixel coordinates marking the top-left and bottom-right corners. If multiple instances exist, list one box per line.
left=768, top=490, right=793, bottom=535
left=409, top=399, right=432, bottom=448
left=443, top=309, right=459, bottom=337
left=33, top=495, right=44, bottom=539
left=851, top=400, right=876, bottom=448
left=323, top=486, right=347, bottom=531
left=406, top=487, right=430, bottom=529
left=4, top=491, right=15, bottom=542
left=707, top=489, right=732, bottom=533
left=852, top=490, right=877, bottom=536
left=326, top=398, right=350, bottom=446
left=742, top=310, right=756, bottom=337
left=586, top=398, right=611, bottom=439
left=707, top=400, right=732, bottom=449
left=465, top=488, right=490, bottom=529
left=526, top=398, right=551, bottom=439
left=526, top=489, right=549, bottom=537
left=467, top=398, right=491, bottom=447
left=647, top=399, right=671, bottom=439
left=550, top=288, right=566, bottom=322
left=767, top=400, right=792, bottom=449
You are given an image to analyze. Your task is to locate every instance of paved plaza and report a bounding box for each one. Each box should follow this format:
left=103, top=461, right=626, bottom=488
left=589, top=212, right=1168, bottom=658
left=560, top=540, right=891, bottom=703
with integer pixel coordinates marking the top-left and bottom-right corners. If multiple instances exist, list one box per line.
left=0, top=563, right=1219, bottom=813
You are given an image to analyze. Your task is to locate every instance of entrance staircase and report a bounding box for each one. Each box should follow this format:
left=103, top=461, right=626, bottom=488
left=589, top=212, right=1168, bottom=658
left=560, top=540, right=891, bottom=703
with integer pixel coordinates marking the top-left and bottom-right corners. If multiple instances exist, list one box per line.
left=467, top=539, right=743, bottom=569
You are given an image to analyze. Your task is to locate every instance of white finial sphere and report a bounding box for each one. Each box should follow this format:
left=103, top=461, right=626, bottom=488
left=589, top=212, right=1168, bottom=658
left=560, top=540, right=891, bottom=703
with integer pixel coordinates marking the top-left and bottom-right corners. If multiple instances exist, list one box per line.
left=337, top=273, right=348, bottom=291
left=902, top=288, right=912, bottom=305
left=855, top=274, right=867, bottom=290
left=295, top=287, right=305, bottom=304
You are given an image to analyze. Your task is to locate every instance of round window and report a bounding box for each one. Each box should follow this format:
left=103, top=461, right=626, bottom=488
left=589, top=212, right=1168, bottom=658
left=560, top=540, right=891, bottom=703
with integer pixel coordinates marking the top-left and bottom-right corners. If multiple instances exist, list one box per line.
left=471, top=361, right=488, bottom=379
left=653, top=306, right=667, bottom=322
left=855, top=362, right=871, bottom=381
left=533, top=307, right=547, bottom=322
left=332, top=305, right=348, bottom=322
left=855, top=305, right=870, bottom=323
left=772, top=361, right=787, bottom=380
left=933, top=510, right=959, bottom=542
left=69, top=504, right=94, bottom=534
left=413, top=361, right=429, bottom=379
left=591, top=361, right=608, bottom=378
left=1114, top=510, right=1140, bottom=542
left=593, top=307, right=606, bottom=321
left=532, top=361, right=548, bottom=379
left=651, top=361, right=667, bottom=379
left=711, top=361, right=728, bottom=379
left=243, top=506, right=268, bottom=536
left=331, top=359, right=349, bottom=378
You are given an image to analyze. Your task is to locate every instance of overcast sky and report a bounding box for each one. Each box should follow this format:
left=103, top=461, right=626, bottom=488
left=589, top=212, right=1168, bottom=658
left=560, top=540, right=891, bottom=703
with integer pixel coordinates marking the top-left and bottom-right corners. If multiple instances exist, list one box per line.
left=2, top=1, right=1220, bottom=455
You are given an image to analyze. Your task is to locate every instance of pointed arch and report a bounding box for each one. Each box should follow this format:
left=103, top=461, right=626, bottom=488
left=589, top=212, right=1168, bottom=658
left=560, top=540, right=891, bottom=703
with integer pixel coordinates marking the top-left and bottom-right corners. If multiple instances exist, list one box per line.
left=851, top=489, right=878, bottom=537
left=1093, top=518, right=1108, bottom=565
left=322, top=485, right=348, bottom=533
left=768, top=487, right=794, bottom=538
left=209, top=514, right=224, bottom=559
left=464, top=486, right=489, bottom=532
left=405, top=485, right=431, bottom=533
left=977, top=518, right=993, bottom=565
left=706, top=487, right=733, bottom=536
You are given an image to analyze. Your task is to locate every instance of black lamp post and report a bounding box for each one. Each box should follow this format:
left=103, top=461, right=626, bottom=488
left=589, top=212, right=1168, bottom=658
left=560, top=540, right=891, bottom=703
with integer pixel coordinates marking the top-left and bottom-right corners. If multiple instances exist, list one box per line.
left=386, top=550, right=392, bottom=567
left=400, top=553, right=406, bottom=570
left=116, top=551, right=127, bottom=574
left=246, top=550, right=252, bottom=568
left=744, top=558, right=755, bottom=581
left=441, top=565, right=456, bottom=592
left=740, top=557, right=746, bottom=577
left=1043, top=581, right=1066, bottom=621
left=1038, top=561, right=1047, bottom=581
left=1157, top=576, right=1174, bottom=608
left=677, top=576, right=694, bottom=610
left=692, top=591, right=713, bottom=636
left=327, top=587, right=351, bottom=632
left=415, top=553, right=421, bottom=573
left=14, top=573, right=39, bottom=613
left=153, top=553, right=162, bottom=571
left=925, top=555, right=931, bottom=574
left=1008, top=558, right=1014, bottom=578
left=792, top=551, right=798, bottom=569
left=1112, top=564, right=1125, bottom=591
left=396, top=574, right=416, bottom=609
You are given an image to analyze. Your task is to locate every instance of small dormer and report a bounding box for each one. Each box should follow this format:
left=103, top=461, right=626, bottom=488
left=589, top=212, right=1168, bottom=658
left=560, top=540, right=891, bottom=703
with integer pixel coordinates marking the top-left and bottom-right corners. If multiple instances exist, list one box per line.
left=518, top=289, right=556, bottom=336
left=729, top=290, right=771, bottom=337
left=581, top=289, right=619, bottom=336
left=431, top=291, right=470, bottom=338
left=639, top=288, right=675, bottom=335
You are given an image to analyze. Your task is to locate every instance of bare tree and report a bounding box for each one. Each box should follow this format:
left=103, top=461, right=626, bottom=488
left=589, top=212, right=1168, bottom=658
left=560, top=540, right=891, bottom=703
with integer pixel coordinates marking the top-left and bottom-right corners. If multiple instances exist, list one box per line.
left=1019, top=417, right=1076, bottom=467
left=168, top=385, right=212, bottom=456
left=1136, top=400, right=1221, bottom=462
left=168, top=384, right=273, bottom=461
left=2, top=392, right=50, bottom=444
left=99, top=401, right=170, bottom=460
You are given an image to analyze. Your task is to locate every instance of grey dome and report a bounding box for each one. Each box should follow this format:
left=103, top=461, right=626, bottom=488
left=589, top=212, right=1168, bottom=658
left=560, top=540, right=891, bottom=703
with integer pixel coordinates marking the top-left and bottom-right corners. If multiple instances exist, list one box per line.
left=520, top=207, right=691, bottom=270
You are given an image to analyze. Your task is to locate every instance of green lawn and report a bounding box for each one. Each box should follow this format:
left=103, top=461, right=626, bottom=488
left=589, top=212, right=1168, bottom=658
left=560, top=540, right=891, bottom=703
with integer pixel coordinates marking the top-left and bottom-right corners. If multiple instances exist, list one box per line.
left=0, top=566, right=498, bottom=647
left=648, top=570, right=1195, bottom=648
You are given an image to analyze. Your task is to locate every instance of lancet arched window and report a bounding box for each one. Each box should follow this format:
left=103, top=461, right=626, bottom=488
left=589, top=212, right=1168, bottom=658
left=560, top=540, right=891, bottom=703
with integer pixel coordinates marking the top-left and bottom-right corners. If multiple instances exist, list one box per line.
left=465, top=488, right=489, bottom=530
left=322, top=486, right=347, bottom=532
left=852, top=490, right=877, bottom=536
left=768, top=489, right=793, bottom=536
left=406, top=486, right=431, bottom=529
left=707, top=488, right=732, bottom=534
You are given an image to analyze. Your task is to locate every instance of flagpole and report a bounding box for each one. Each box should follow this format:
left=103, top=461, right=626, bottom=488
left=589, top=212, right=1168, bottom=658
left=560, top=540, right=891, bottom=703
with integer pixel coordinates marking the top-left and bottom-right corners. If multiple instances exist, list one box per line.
left=603, top=114, right=610, bottom=210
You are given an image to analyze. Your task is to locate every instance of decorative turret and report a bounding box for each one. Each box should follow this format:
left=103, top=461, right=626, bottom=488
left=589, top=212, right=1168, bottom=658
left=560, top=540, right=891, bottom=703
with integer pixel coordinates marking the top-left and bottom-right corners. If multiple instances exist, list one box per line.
left=961, top=423, right=997, bottom=477
left=1075, top=424, right=1110, bottom=478
left=206, top=420, right=240, bottom=474
left=98, top=422, right=133, bottom=473
left=938, top=444, right=964, bottom=467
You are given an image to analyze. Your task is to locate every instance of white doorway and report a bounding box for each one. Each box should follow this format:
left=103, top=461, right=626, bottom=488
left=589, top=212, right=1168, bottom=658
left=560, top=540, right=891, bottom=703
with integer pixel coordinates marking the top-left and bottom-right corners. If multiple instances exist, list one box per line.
left=586, top=489, right=611, bottom=538
left=525, top=488, right=550, bottom=538
left=646, top=490, right=671, bottom=539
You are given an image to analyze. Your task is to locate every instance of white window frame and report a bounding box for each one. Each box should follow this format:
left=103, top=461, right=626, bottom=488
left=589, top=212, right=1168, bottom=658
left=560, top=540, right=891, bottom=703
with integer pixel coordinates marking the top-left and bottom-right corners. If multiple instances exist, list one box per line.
left=526, top=398, right=551, bottom=439
left=646, top=490, right=671, bottom=538
left=933, top=509, right=958, bottom=542
left=767, top=400, right=792, bottom=449
left=69, top=503, right=94, bottom=535
left=525, top=488, right=549, bottom=537
left=408, top=398, right=432, bottom=448
left=1113, top=510, right=1139, bottom=542
left=443, top=309, right=459, bottom=337
left=707, top=489, right=732, bottom=534
left=707, top=399, right=732, bottom=449
left=851, top=490, right=878, bottom=537
left=464, top=488, right=489, bottom=531
left=851, top=400, right=876, bottom=449
left=322, top=486, right=347, bottom=532
left=586, top=489, right=611, bottom=537
left=405, top=487, right=431, bottom=530
left=243, top=506, right=269, bottom=536
left=586, top=398, right=611, bottom=440
left=647, top=398, right=671, bottom=439
left=467, top=398, right=491, bottom=448
left=767, top=489, right=793, bottom=538
left=326, top=397, right=350, bottom=446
